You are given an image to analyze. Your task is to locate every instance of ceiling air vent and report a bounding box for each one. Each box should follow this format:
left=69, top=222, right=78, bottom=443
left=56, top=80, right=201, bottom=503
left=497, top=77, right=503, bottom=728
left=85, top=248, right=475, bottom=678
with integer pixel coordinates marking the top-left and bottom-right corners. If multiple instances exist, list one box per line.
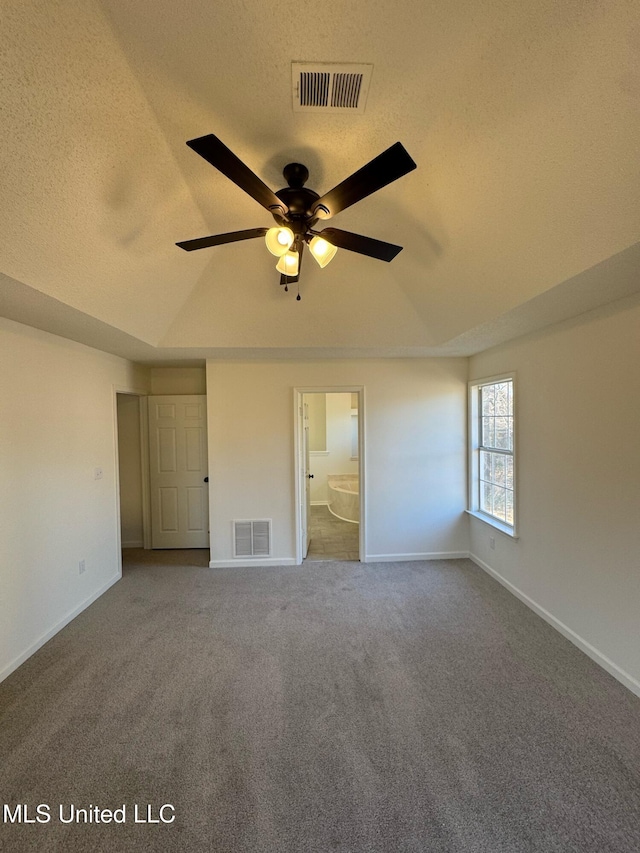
left=292, top=63, right=373, bottom=114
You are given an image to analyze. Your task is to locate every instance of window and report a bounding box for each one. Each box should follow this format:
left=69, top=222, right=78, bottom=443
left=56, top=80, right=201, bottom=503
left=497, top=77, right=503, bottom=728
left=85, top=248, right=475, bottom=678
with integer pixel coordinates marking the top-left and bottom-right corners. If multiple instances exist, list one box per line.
left=468, top=375, right=516, bottom=535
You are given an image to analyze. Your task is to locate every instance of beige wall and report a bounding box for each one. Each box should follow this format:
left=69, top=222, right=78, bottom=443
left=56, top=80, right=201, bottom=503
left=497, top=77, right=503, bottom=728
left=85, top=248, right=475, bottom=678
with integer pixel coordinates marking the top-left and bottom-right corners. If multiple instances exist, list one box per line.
left=0, top=318, right=149, bottom=681
left=206, top=359, right=469, bottom=565
left=150, top=366, right=205, bottom=395
left=469, top=294, right=640, bottom=694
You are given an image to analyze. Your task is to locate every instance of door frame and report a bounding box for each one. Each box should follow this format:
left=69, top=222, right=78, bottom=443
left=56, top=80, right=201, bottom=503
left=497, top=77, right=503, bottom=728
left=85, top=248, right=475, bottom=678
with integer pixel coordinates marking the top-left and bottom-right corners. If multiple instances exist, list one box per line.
left=112, top=386, right=152, bottom=579
left=293, top=386, right=366, bottom=565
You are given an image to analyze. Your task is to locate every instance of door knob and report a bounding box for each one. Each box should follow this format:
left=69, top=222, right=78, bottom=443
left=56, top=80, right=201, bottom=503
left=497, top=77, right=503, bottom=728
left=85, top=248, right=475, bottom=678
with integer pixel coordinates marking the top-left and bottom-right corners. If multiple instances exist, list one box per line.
left=204, top=476, right=209, bottom=483
left=307, top=474, right=314, bottom=479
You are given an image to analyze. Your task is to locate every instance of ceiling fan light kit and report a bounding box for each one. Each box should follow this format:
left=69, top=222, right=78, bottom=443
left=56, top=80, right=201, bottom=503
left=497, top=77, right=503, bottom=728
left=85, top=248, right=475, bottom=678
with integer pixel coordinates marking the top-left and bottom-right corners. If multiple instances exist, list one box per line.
left=176, top=133, right=416, bottom=298
left=265, top=226, right=294, bottom=256
left=276, top=250, right=300, bottom=277
left=308, top=235, right=338, bottom=268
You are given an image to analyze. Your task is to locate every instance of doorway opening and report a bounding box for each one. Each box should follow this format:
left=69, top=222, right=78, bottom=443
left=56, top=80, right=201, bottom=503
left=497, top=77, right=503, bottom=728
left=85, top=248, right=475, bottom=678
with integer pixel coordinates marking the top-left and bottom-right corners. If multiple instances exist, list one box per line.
left=295, top=388, right=364, bottom=563
left=115, top=392, right=149, bottom=556
left=115, top=388, right=210, bottom=568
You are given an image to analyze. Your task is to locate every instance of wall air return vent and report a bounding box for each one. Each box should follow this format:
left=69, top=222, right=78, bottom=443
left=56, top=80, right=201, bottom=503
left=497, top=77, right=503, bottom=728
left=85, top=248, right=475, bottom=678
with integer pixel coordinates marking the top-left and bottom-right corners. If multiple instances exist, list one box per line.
left=292, top=63, right=373, bottom=114
left=233, top=519, right=272, bottom=558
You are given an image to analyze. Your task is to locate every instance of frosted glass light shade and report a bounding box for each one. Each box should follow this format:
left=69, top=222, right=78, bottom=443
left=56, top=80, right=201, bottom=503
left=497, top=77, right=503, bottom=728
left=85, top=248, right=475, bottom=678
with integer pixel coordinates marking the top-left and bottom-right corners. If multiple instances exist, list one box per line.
left=265, top=226, right=294, bottom=256
left=276, top=250, right=299, bottom=276
left=309, top=235, right=338, bottom=268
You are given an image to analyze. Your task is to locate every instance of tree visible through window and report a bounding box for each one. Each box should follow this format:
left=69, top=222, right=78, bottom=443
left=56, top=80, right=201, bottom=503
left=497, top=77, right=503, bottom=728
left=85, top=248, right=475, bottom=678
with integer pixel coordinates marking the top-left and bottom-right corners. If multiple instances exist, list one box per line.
left=478, top=380, right=514, bottom=525
left=468, top=375, right=516, bottom=533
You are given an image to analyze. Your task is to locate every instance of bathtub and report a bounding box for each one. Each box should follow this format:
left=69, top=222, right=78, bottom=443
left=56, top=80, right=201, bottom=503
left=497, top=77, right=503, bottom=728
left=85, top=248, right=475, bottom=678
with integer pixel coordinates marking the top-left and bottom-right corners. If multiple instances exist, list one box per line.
left=327, top=474, right=359, bottom=524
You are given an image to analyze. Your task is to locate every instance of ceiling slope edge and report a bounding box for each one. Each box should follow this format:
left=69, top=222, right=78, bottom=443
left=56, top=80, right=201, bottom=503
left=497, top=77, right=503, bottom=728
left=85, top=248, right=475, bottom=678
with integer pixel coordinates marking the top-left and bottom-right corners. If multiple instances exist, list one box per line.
left=4, top=241, right=639, bottom=364
left=438, top=241, right=640, bottom=356
left=0, top=273, right=158, bottom=363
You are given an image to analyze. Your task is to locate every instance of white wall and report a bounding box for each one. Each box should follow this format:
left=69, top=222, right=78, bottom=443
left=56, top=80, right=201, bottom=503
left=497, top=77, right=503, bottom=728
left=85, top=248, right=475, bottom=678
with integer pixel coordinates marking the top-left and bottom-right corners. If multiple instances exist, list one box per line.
left=307, top=393, right=358, bottom=504
left=0, top=318, right=149, bottom=682
left=116, top=394, right=144, bottom=548
left=469, top=294, right=640, bottom=695
left=206, top=359, right=468, bottom=565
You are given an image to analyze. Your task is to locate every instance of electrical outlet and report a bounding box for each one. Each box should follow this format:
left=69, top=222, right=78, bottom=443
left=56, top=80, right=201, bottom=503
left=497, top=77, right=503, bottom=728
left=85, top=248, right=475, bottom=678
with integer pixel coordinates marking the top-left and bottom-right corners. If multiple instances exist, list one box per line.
left=79, top=559, right=86, bottom=575
left=489, top=537, right=495, bottom=550
left=94, top=467, right=103, bottom=480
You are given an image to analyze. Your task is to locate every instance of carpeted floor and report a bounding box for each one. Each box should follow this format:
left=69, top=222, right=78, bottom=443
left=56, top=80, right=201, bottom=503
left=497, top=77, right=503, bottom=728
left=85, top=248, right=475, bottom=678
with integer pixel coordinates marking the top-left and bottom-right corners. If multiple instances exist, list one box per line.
left=1, top=551, right=639, bottom=852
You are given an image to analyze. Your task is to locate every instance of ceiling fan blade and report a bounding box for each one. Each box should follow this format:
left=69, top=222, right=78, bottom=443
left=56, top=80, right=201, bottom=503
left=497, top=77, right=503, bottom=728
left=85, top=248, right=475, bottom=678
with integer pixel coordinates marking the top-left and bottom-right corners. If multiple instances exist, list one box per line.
left=319, top=227, right=403, bottom=262
left=310, top=142, right=416, bottom=220
left=176, top=227, right=268, bottom=252
left=186, top=134, right=288, bottom=216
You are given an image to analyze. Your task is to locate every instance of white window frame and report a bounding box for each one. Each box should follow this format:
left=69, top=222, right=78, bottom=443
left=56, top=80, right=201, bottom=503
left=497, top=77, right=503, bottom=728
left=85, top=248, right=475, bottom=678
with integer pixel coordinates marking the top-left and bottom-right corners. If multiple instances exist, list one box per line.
left=467, top=373, right=517, bottom=537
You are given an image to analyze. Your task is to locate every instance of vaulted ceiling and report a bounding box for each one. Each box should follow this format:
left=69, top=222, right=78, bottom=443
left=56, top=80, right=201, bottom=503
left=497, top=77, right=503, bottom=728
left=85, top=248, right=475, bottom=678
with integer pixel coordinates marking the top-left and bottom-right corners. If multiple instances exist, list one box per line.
left=2, top=0, right=639, bottom=362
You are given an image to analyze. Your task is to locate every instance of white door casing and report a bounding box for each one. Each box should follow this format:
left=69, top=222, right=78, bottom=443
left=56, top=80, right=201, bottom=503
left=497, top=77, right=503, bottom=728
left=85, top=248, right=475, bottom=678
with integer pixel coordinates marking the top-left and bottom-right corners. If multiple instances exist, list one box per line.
left=303, top=401, right=311, bottom=558
left=148, top=395, right=209, bottom=549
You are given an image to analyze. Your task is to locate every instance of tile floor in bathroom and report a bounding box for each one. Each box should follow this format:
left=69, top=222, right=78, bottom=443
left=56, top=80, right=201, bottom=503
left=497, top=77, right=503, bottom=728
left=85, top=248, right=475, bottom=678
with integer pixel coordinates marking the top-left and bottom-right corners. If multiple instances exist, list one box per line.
left=305, top=504, right=360, bottom=562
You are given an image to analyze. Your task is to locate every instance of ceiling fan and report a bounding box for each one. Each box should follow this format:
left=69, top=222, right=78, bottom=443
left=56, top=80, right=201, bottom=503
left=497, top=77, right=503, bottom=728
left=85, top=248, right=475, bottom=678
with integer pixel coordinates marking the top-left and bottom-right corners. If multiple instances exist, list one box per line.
left=176, top=134, right=417, bottom=299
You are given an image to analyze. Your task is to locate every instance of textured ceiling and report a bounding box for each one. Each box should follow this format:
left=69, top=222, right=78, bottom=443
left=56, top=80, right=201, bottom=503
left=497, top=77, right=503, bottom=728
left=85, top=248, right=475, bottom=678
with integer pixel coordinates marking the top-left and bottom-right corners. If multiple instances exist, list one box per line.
left=1, top=0, right=639, bottom=362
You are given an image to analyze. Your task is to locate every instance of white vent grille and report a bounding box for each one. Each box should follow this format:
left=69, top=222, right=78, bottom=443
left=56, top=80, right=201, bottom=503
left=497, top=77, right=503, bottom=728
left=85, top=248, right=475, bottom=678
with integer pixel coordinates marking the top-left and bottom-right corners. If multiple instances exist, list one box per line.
left=292, top=63, right=373, bottom=114
left=233, top=519, right=272, bottom=558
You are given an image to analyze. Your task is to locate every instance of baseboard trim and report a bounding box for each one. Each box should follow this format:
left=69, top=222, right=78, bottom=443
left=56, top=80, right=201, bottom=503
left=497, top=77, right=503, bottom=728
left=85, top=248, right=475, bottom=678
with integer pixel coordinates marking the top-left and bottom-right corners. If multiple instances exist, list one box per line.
left=0, top=573, right=121, bottom=685
left=122, top=540, right=144, bottom=549
left=469, top=553, right=640, bottom=699
left=310, top=501, right=329, bottom=507
left=364, top=551, right=470, bottom=563
left=209, top=558, right=298, bottom=569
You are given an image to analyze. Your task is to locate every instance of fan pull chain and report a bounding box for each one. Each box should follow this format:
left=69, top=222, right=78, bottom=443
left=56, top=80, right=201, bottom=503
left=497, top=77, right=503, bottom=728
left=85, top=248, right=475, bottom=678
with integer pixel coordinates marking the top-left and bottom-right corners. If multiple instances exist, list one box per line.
left=278, top=276, right=303, bottom=297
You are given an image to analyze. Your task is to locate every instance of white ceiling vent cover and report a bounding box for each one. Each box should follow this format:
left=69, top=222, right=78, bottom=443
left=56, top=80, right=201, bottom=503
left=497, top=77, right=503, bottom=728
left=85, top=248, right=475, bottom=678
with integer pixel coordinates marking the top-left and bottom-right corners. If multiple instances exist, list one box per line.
left=292, top=63, right=373, bottom=114
left=233, top=519, right=272, bottom=558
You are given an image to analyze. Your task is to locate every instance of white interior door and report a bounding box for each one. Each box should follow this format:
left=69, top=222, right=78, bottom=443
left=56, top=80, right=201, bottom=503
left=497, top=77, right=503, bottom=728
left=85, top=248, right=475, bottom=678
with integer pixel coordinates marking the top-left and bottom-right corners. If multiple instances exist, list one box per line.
left=148, top=395, right=209, bottom=549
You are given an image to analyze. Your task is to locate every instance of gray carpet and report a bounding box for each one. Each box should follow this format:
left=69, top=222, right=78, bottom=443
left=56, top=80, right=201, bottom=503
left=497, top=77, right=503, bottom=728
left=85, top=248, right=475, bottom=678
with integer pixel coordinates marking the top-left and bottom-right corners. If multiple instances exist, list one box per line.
left=1, top=552, right=639, bottom=852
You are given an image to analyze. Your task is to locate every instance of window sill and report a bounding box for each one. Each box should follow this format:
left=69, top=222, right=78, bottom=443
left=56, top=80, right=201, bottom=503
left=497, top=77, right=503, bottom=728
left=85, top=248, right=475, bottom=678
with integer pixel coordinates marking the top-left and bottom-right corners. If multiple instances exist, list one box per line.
left=465, top=510, right=519, bottom=539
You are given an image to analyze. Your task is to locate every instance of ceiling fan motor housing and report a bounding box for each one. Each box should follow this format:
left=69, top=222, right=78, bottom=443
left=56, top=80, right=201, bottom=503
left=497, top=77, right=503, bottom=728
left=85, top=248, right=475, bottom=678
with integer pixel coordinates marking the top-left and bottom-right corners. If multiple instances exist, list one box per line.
left=274, top=163, right=320, bottom=225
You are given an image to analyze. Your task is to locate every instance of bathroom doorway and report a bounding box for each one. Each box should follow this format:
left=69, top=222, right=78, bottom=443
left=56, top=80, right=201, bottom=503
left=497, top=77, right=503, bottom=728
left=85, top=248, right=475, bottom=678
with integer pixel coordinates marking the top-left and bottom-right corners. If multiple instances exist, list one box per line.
left=294, top=388, right=364, bottom=563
